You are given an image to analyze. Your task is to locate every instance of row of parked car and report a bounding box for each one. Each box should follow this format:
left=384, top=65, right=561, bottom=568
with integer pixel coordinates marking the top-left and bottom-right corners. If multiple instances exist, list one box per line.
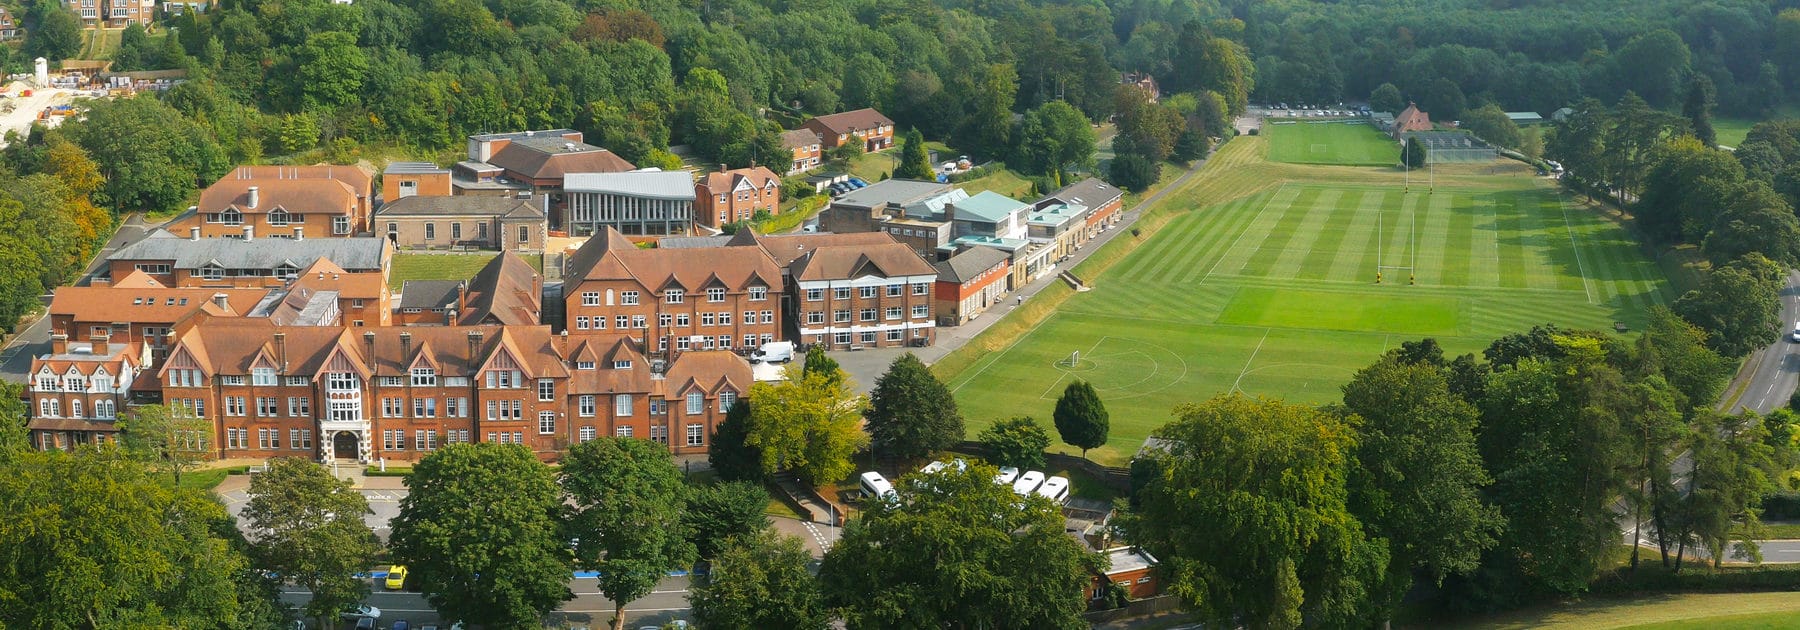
left=856, top=460, right=1072, bottom=506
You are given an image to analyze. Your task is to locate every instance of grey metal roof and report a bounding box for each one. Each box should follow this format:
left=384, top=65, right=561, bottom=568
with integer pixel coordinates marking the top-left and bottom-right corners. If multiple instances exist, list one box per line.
left=564, top=171, right=696, bottom=200
left=657, top=235, right=734, bottom=249
left=109, top=230, right=389, bottom=271
left=384, top=161, right=447, bottom=174
left=468, top=129, right=580, bottom=142
left=376, top=195, right=544, bottom=218
left=832, top=179, right=956, bottom=211
left=931, top=245, right=1010, bottom=283
left=399, top=280, right=463, bottom=309
left=1041, top=177, right=1121, bottom=209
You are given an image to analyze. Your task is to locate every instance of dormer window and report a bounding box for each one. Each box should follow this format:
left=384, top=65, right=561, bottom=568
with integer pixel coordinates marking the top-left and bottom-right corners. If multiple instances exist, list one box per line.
left=411, top=367, right=436, bottom=387
left=665, top=289, right=684, bottom=304
left=221, top=208, right=242, bottom=226
left=576, top=361, right=595, bottom=370
left=612, top=360, right=632, bottom=369
left=200, top=264, right=224, bottom=280
left=707, top=288, right=727, bottom=302
left=275, top=264, right=298, bottom=280
left=749, top=286, right=767, bottom=301
left=268, top=209, right=290, bottom=226
left=251, top=368, right=276, bottom=386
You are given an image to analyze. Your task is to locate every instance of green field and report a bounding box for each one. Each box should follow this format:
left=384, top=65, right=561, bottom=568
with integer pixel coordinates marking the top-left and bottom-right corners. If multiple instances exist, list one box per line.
left=941, top=141, right=1672, bottom=464
left=389, top=252, right=544, bottom=290
left=1446, top=591, right=1800, bottom=629
left=1265, top=120, right=1402, bottom=166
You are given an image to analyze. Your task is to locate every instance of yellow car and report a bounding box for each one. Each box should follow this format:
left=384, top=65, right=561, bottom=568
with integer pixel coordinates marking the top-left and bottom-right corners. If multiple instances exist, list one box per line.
left=384, top=565, right=407, bottom=590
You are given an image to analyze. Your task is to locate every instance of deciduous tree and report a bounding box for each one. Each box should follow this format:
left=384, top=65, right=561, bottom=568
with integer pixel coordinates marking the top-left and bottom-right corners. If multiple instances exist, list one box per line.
left=746, top=367, right=868, bottom=486
left=709, top=399, right=762, bottom=482
left=1673, top=253, right=1785, bottom=357
left=563, top=438, right=696, bottom=630
left=1053, top=380, right=1109, bottom=458
left=683, top=480, right=770, bottom=559
left=1370, top=83, right=1404, bottom=114
left=1463, top=104, right=1521, bottom=148
left=820, top=464, right=1100, bottom=629
left=118, top=402, right=212, bottom=487
left=691, top=529, right=828, bottom=630
left=978, top=415, right=1051, bottom=471
left=390, top=444, right=571, bottom=628
left=1121, top=394, right=1385, bottom=628
left=242, top=457, right=379, bottom=629
left=866, top=353, right=963, bottom=462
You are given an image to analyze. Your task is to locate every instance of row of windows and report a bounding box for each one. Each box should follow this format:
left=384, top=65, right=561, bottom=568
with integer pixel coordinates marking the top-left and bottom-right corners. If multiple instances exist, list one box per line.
left=829, top=329, right=929, bottom=345
left=581, top=290, right=640, bottom=307
left=36, top=398, right=115, bottom=419
left=223, top=428, right=314, bottom=450
left=396, top=222, right=530, bottom=243
left=376, top=397, right=467, bottom=418
left=805, top=283, right=931, bottom=301
left=34, top=375, right=116, bottom=393
left=805, top=306, right=931, bottom=324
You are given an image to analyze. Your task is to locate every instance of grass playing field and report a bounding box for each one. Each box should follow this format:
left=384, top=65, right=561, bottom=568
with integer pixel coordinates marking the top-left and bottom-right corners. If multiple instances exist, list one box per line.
left=939, top=137, right=1672, bottom=464
left=1265, top=120, right=1402, bottom=166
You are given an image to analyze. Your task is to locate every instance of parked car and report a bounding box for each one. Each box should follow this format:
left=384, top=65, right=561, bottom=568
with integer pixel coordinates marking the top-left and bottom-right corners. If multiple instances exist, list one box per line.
left=384, top=565, right=407, bottom=590
left=354, top=618, right=375, bottom=630
left=339, top=605, right=381, bottom=621
left=390, top=621, right=409, bottom=630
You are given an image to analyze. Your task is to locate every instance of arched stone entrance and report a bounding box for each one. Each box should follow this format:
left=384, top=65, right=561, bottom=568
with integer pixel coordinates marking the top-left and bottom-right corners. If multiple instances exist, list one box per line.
left=333, top=431, right=360, bottom=461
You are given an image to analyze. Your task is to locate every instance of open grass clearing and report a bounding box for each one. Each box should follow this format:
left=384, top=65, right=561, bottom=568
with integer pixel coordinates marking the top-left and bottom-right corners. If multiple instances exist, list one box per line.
left=389, top=252, right=543, bottom=291
left=1444, top=592, right=1800, bottom=629
left=936, top=136, right=1671, bottom=465
left=1265, top=119, right=1402, bottom=166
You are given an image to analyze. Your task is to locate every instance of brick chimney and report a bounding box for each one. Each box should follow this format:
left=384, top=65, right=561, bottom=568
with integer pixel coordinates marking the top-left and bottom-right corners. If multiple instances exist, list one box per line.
left=399, top=331, right=413, bottom=361
left=363, top=331, right=376, bottom=365
left=91, top=334, right=109, bottom=356
left=273, top=332, right=287, bottom=372
left=247, top=186, right=260, bottom=209
left=467, top=330, right=483, bottom=364
left=51, top=333, right=67, bottom=355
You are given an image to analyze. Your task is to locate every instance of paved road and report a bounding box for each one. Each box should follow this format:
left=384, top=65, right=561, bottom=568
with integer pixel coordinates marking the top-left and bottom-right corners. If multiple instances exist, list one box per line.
left=1728, top=270, right=1800, bottom=414
left=0, top=213, right=155, bottom=382
left=281, top=575, right=696, bottom=628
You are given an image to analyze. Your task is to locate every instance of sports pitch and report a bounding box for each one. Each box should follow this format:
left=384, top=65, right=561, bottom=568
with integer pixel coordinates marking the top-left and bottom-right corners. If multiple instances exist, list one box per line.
left=943, top=149, right=1673, bottom=463
left=1265, top=120, right=1402, bottom=166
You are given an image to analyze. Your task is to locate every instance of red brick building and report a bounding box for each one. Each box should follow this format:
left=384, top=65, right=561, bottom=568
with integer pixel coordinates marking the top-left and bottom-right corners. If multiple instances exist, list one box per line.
left=741, top=231, right=937, bottom=349
left=173, top=166, right=374, bottom=239
left=1392, top=102, right=1433, bottom=139
left=1036, top=177, right=1125, bottom=240
left=932, top=246, right=1010, bottom=325
left=104, top=229, right=391, bottom=290
left=800, top=108, right=896, bottom=153
left=563, top=228, right=783, bottom=354
left=27, top=335, right=146, bottom=450
left=781, top=129, right=823, bottom=175
left=1091, top=547, right=1162, bottom=602
left=695, top=166, right=782, bottom=230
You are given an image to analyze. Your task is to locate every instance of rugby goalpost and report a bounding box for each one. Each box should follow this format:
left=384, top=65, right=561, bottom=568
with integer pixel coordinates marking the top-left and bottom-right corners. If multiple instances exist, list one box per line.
left=1376, top=188, right=1420, bottom=286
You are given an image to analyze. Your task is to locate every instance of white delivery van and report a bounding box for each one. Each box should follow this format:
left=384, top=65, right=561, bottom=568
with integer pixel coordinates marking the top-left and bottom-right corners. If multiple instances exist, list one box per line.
left=752, top=341, right=795, bottom=363
left=994, top=466, right=1020, bottom=485
left=1035, top=476, right=1071, bottom=504
left=1012, top=470, right=1046, bottom=496
left=859, top=471, right=897, bottom=502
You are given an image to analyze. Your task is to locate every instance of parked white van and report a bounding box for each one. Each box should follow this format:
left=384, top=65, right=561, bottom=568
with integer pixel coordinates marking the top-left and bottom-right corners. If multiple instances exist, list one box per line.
left=751, top=341, right=796, bottom=363
left=994, top=466, right=1020, bottom=485
left=1035, top=476, right=1071, bottom=504
left=1012, top=470, right=1046, bottom=496
left=859, top=471, right=896, bottom=503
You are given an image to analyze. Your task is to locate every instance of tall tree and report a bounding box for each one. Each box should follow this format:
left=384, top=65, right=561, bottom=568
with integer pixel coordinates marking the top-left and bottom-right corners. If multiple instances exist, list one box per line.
left=390, top=444, right=571, bottom=628
left=563, top=438, right=696, bottom=630
left=1341, top=356, right=1502, bottom=623
left=746, top=367, right=868, bottom=486
left=1673, top=410, right=1778, bottom=567
left=683, top=480, right=771, bottom=559
left=892, top=127, right=934, bottom=180
left=977, top=415, right=1051, bottom=471
left=1403, top=137, right=1427, bottom=168
left=1639, top=307, right=1735, bottom=411
left=1369, top=83, right=1404, bottom=114
left=65, top=95, right=229, bottom=212
left=0, top=449, right=273, bottom=627
left=691, top=529, right=829, bottom=630
left=1683, top=75, right=1717, bottom=147
left=709, top=399, right=762, bottom=482
left=801, top=345, right=843, bottom=386
left=820, top=464, right=1100, bottom=629
left=293, top=31, right=369, bottom=110
left=1463, top=104, right=1521, bottom=148
left=1673, top=252, right=1785, bottom=357
left=866, top=353, right=963, bottom=463
left=118, top=403, right=212, bottom=487
left=1121, top=394, right=1385, bottom=628
left=241, top=457, right=380, bottom=629
left=24, top=4, right=81, bottom=62
left=960, top=63, right=1018, bottom=159
left=1701, top=181, right=1800, bottom=269
left=1052, top=380, right=1109, bottom=458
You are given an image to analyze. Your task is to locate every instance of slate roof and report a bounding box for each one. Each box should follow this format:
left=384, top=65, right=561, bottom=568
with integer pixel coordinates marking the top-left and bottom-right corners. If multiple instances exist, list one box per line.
left=931, top=246, right=1011, bottom=283
left=376, top=196, right=544, bottom=218
left=1040, top=177, right=1121, bottom=210
left=804, top=108, right=894, bottom=135
left=830, top=179, right=956, bottom=211
left=487, top=140, right=635, bottom=180
left=399, top=280, right=464, bottom=310
left=384, top=162, right=448, bottom=175
left=460, top=252, right=540, bottom=326
left=699, top=167, right=781, bottom=196
left=790, top=243, right=936, bottom=282
left=109, top=229, right=389, bottom=271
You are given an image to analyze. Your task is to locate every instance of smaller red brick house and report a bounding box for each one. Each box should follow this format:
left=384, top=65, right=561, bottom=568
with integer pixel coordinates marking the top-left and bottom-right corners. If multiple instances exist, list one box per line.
left=695, top=166, right=782, bottom=230
left=1091, top=547, right=1162, bottom=602
left=801, top=108, right=895, bottom=153
left=27, top=334, right=146, bottom=450
left=932, top=246, right=1010, bottom=325
left=781, top=129, right=823, bottom=174
left=382, top=162, right=453, bottom=201
left=1392, top=102, right=1432, bottom=139
left=178, top=165, right=374, bottom=239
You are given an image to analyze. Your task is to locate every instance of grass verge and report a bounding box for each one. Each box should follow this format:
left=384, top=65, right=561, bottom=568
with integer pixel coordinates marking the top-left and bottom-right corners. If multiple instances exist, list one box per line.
left=389, top=252, right=544, bottom=291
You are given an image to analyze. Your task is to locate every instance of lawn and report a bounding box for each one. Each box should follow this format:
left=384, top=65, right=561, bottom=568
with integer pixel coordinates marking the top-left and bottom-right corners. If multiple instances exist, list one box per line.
left=389, top=252, right=544, bottom=291
left=1444, top=592, right=1800, bottom=629
left=1265, top=119, right=1402, bottom=166
left=937, top=137, right=1672, bottom=465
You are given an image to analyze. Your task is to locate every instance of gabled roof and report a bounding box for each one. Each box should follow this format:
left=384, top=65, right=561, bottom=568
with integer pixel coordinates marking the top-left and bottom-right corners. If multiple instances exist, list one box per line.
left=160, top=319, right=570, bottom=379
left=109, top=229, right=390, bottom=271
left=563, top=335, right=654, bottom=394
left=699, top=167, right=781, bottom=196
left=399, top=280, right=464, bottom=310
left=791, top=242, right=936, bottom=282
left=487, top=139, right=635, bottom=180
left=109, top=269, right=167, bottom=288
left=214, top=165, right=372, bottom=197
left=661, top=350, right=751, bottom=398
left=803, top=108, right=894, bottom=135
left=376, top=195, right=544, bottom=219
left=50, top=286, right=269, bottom=323
left=288, top=258, right=386, bottom=300
left=459, top=251, right=540, bottom=326
left=748, top=232, right=899, bottom=268
left=932, top=246, right=1011, bottom=283
left=1394, top=103, right=1432, bottom=134
left=781, top=129, right=822, bottom=150
left=199, top=178, right=358, bottom=216
left=565, top=227, right=780, bottom=291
